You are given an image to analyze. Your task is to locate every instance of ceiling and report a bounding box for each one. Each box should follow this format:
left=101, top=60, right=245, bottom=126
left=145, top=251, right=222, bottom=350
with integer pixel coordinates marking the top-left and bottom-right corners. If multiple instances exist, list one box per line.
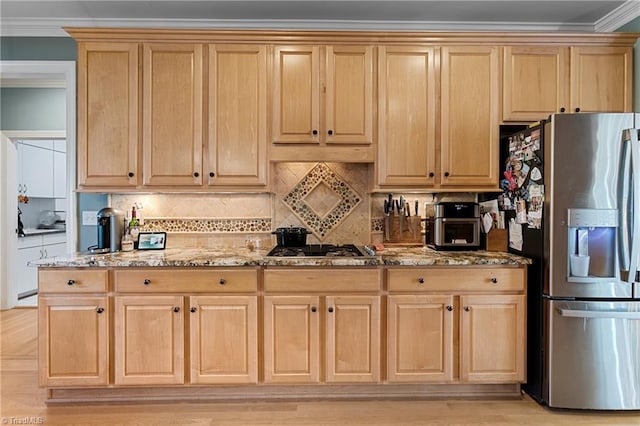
left=1, top=0, right=640, bottom=36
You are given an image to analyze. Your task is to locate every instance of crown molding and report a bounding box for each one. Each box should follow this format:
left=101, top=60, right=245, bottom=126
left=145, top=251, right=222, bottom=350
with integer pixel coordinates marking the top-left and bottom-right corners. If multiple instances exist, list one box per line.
left=0, top=18, right=598, bottom=37
left=595, top=0, right=640, bottom=32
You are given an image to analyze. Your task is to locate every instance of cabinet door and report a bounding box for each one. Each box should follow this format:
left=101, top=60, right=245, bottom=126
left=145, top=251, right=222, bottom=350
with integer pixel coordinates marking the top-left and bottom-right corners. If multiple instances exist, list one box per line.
left=263, top=295, right=320, bottom=383
left=77, top=42, right=139, bottom=188
left=272, top=45, right=320, bottom=144
left=142, top=43, right=203, bottom=186
left=15, top=245, right=42, bottom=307
left=387, top=295, right=454, bottom=382
left=378, top=46, right=437, bottom=186
left=115, top=295, right=184, bottom=385
left=53, top=150, right=66, bottom=198
left=189, top=295, right=258, bottom=384
left=20, top=143, right=53, bottom=198
left=441, top=46, right=500, bottom=187
left=503, top=46, right=569, bottom=121
left=325, top=295, right=380, bottom=383
left=207, top=44, right=267, bottom=186
left=38, top=296, right=109, bottom=386
left=459, top=294, right=526, bottom=383
left=325, top=45, right=374, bottom=145
left=570, top=46, right=633, bottom=113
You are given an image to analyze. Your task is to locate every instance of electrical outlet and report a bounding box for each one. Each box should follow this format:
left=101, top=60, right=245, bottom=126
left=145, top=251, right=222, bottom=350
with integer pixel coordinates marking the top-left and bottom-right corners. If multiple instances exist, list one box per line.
left=82, top=210, right=98, bottom=226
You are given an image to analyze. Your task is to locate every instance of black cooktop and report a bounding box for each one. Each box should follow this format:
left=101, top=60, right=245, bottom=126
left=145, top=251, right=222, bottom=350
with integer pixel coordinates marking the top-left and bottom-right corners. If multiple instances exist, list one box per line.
left=266, top=244, right=364, bottom=257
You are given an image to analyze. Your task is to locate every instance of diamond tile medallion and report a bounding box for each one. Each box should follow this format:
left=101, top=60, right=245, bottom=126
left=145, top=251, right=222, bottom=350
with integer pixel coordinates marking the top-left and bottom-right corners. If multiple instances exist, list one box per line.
left=283, top=163, right=362, bottom=239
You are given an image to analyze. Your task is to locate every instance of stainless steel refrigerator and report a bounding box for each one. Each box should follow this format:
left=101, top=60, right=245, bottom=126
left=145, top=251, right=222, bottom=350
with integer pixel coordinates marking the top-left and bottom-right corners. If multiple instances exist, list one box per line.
left=499, top=113, right=640, bottom=410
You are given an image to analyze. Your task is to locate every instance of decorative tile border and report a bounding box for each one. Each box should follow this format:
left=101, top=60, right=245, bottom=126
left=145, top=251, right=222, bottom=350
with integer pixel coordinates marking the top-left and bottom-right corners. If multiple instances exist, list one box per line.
left=141, top=218, right=272, bottom=233
left=371, top=217, right=385, bottom=233
left=283, top=163, right=362, bottom=239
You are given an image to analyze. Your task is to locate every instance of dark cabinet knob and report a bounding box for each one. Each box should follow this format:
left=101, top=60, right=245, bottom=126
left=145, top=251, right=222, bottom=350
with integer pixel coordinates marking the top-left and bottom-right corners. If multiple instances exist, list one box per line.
left=128, top=172, right=134, bottom=177
left=446, top=305, right=453, bottom=312
left=311, top=306, right=317, bottom=313
left=490, top=277, right=498, bottom=284
left=428, top=172, right=435, bottom=178
left=143, top=279, right=151, bottom=285
left=417, top=277, right=425, bottom=284
left=328, top=130, right=333, bottom=136
left=328, top=307, right=334, bottom=313
left=67, top=279, right=75, bottom=286
left=444, top=172, right=450, bottom=177
left=193, top=172, right=199, bottom=177
left=464, top=306, right=470, bottom=312
left=173, top=306, right=180, bottom=313
left=312, top=129, right=318, bottom=136
left=190, top=307, right=197, bottom=313
left=560, top=107, right=566, bottom=113
left=575, top=108, right=581, bottom=113
left=96, top=307, right=104, bottom=314
left=209, top=172, right=215, bottom=177
left=219, top=278, right=226, bottom=286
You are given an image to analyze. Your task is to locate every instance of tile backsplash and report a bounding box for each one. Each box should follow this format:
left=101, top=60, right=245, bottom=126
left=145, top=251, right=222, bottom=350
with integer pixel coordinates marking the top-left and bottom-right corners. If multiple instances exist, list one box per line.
left=110, top=163, right=476, bottom=249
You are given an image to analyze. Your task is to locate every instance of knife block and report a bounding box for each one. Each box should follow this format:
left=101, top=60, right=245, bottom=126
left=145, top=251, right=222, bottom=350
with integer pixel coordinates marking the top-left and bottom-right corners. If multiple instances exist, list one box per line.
left=485, top=229, right=508, bottom=252
left=384, top=216, right=423, bottom=244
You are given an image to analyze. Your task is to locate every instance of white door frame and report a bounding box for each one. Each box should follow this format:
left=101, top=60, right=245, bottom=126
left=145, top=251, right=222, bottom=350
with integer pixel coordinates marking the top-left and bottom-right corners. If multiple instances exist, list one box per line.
left=0, top=60, right=76, bottom=310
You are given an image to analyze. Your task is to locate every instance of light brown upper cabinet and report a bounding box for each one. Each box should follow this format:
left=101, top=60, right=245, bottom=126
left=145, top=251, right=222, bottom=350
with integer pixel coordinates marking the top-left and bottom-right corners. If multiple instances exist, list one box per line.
left=503, top=46, right=632, bottom=121
left=272, top=45, right=374, bottom=145
left=440, top=46, right=500, bottom=187
left=377, top=46, right=437, bottom=186
left=207, top=44, right=268, bottom=187
left=142, top=43, right=203, bottom=186
left=77, top=42, right=139, bottom=188
left=570, top=46, right=633, bottom=114
left=503, top=46, right=569, bottom=122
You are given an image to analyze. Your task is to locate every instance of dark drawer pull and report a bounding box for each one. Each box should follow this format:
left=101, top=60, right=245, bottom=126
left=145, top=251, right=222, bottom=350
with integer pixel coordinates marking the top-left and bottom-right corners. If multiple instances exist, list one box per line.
left=446, top=305, right=453, bottom=312
left=464, top=306, right=471, bottom=312
left=328, top=307, right=334, bottom=313
left=417, top=277, right=425, bottom=284
left=490, top=277, right=498, bottom=284
left=219, top=278, right=226, bottom=286
left=190, top=307, right=197, bottom=313
left=173, top=306, right=180, bottom=313
left=67, top=279, right=75, bottom=286
left=143, top=279, right=151, bottom=285
left=96, top=307, right=104, bottom=314
left=311, top=306, right=317, bottom=313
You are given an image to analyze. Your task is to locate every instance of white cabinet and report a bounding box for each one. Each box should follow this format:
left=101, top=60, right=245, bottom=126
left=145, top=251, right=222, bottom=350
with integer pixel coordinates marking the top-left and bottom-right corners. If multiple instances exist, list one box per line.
left=19, top=143, right=54, bottom=198
left=15, top=233, right=66, bottom=307
left=53, top=151, right=66, bottom=198
left=17, top=140, right=66, bottom=199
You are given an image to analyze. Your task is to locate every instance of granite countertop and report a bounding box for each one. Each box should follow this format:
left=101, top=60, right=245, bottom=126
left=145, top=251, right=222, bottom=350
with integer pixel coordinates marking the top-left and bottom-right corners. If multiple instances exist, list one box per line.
left=31, top=245, right=531, bottom=268
left=20, top=227, right=66, bottom=237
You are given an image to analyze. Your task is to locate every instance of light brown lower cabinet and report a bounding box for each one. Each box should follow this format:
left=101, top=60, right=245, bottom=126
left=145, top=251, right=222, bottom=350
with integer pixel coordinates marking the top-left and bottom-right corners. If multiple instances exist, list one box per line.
left=459, top=294, right=526, bottom=383
left=38, top=265, right=525, bottom=397
left=386, top=267, right=527, bottom=384
left=189, top=295, right=258, bottom=384
left=38, top=296, right=109, bottom=386
left=263, top=294, right=381, bottom=384
left=114, top=295, right=185, bottom=385
left=387, top=295, right=454, bottom=382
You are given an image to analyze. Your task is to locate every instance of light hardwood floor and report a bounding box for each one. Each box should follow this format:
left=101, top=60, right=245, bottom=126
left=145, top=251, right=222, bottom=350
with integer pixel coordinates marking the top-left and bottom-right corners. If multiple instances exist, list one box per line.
left=1, top=308, right=638, bottom=425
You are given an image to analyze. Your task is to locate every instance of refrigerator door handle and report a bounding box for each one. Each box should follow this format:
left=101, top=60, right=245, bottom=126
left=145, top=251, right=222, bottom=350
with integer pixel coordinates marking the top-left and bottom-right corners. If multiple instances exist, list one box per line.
left=627, top=129, right=640, bottom=284
left=619, top=135, right=632, bottom=271
left=558, top=308, right=640, bottom=320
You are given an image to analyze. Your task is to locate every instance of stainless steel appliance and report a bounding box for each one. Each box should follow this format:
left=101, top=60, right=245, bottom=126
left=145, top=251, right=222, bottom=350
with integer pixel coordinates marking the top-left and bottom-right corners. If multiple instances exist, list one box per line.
left=90, top=207, right=124, bottom=253
left=266, top=244, right=368, bottom=257
left=427, top=202, right=481, bottom=250
left=498, top=113, right=640, bottom=410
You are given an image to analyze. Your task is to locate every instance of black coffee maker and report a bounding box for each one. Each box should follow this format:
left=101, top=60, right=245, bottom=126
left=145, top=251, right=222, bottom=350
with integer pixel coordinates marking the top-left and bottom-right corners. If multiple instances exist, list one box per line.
left=90, top=207, right=124, bottom=253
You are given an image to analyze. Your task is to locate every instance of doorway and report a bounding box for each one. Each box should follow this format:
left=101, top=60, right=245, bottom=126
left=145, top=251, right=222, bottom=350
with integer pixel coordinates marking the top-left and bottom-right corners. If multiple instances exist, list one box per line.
left=0, top=61, right=76, bottom=309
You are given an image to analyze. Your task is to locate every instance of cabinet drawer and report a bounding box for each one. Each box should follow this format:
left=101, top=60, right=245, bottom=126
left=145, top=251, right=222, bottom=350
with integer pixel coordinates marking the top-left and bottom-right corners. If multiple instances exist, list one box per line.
left=39, top=269, right=109, bottom=293
left=264, top=268, right=381, bottom=292
left=387, top=267, right=525, bottom=292
left=115, top=269, right=258, bottom=293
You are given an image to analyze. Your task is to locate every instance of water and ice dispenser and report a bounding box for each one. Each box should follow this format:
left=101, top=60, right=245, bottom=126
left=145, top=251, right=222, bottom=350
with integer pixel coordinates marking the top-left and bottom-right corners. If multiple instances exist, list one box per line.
left=567, top=209, right=618, bottom=281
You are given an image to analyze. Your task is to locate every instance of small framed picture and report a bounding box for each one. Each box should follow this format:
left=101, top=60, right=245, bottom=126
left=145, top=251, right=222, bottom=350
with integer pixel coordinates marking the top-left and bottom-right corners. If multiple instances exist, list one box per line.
left=137, top=232, right=167, bottom=250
